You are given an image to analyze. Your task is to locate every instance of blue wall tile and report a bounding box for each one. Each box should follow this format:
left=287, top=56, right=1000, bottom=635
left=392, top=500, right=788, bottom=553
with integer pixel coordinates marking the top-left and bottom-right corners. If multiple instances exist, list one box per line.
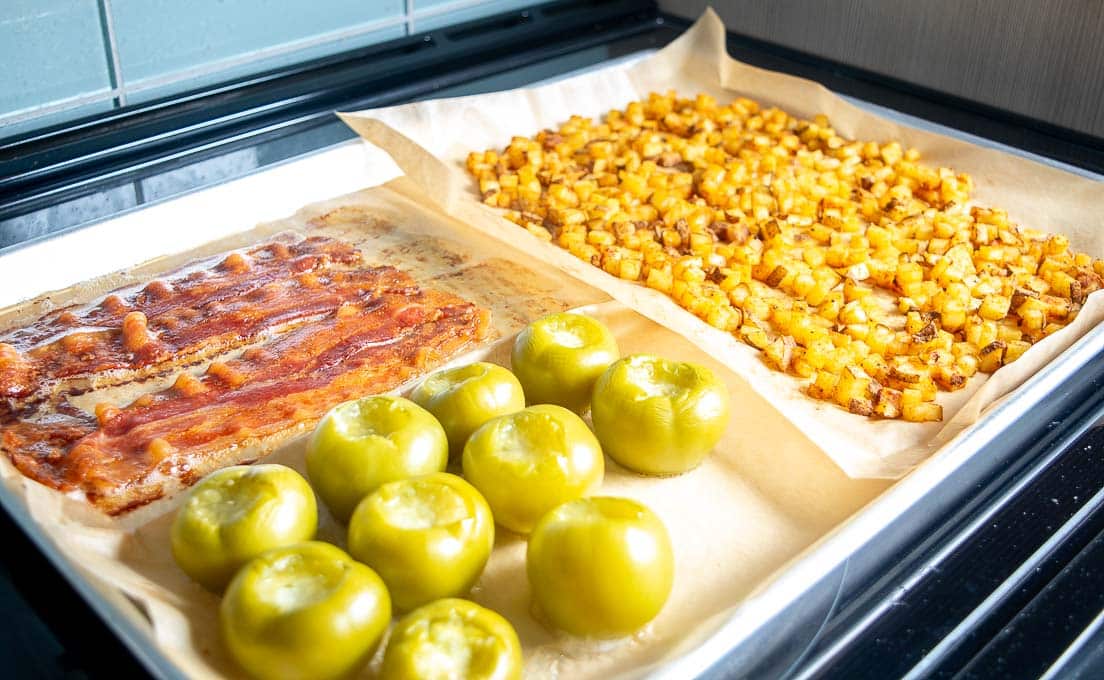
left=126, top=25, right=405, bottom=104
left=0, top=0, right=112, bottom=116
left=111, top=0, right=405, bottom=86
left=1, top=0, right=558, bottom=137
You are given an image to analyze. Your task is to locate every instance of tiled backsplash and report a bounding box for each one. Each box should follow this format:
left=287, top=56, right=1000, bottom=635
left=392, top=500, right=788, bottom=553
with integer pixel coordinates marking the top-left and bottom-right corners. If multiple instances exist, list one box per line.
left=0, top=0, right=544, bottom=138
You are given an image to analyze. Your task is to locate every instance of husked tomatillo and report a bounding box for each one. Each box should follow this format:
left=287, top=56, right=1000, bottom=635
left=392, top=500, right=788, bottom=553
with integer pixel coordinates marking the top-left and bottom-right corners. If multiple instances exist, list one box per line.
left=527, top=496, right=674, bottom=637
left=171, top=464, right=317, bottom=591
left=462, top=404, right=603, bottom=533
left=592, top=354, right=730, bottom=475
left=379, top=598, right=522, bottom=680
left=347, top=472, right=494, bottom=612
left=511, top=312, right=618, bottom=413
left=411, top=362, right=525, bottom=457
left=220, top=541, right=391, bottom=680
left=306, top=395, right=448, bottom=523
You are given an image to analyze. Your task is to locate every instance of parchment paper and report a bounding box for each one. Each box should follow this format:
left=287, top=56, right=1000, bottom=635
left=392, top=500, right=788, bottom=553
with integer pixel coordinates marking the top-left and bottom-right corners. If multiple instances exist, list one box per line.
left=340, top=9, right=1104, bottom=478
left=0, top=180, right=889, bottom=679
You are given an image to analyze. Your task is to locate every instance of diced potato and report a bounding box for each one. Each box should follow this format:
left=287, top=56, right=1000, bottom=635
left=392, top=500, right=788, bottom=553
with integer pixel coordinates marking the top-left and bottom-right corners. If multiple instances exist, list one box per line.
left=978, top=295, right=1011, bottom=320
left=472, top=91, right=1104, bottom=424
left=902, top=401, right=943, bottom=422
left=740, top=324, right=771, bottom=350
left=978, top=341, right=1007, bottom=373
left=764, top=335, right=796, bottom=372
left=807, top=370, right=840, bottom=400
left=874, top=387, right=903, bottom=418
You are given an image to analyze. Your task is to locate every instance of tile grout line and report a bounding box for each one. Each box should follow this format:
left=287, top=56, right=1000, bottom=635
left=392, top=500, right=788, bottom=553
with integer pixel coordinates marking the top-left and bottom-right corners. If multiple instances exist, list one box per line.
left=96, top=0, right=127, bottom=107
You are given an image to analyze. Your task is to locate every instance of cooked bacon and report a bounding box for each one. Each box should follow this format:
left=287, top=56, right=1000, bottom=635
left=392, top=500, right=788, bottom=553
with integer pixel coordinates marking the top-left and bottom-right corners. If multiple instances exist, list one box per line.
left=0, top=236, right=390, bottom=410
left=4, top=286, right=489, bottom=514
left=0, top=239, right=491, bottom=514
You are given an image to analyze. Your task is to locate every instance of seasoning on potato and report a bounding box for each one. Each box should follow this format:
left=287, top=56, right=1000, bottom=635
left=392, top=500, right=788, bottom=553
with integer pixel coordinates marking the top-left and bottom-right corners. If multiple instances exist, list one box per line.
left=220, top=541, right=391, bottom=680
left=411, top=361, right=525, bottom=457
left=511, top=311, right=619, bottom=413
left=463, top=404, right=604, bottom=533
left=592, top=354, right=730, bottom=475
left=527, top=496, right=674, bottom=638
left=468, top=92, right=1104, bottom=422
left=170, top=464, right=317, bottom=591
left=347, top=473, right=494, bottom=612
left=379, top=598, right=523, bottom=680
left=306, top=395, right=448, bottom=523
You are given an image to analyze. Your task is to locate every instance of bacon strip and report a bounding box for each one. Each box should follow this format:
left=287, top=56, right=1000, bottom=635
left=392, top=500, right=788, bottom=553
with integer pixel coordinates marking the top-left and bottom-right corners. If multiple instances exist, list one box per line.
left=0, top=236, right=378, bottom=412
left=2, top=270, right=489, bottom=514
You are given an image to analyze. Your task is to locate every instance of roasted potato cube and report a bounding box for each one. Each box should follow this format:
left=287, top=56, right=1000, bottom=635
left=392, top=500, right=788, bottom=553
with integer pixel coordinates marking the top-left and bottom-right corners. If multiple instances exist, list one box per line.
left=1004, top=340, right=1031, bottom=363
left=740, top=324, right=771, bottom=350
left=902, top=401, right=943, bottom=422
left=978, top=340, right=1007, bottom=373
left=872, top=387, right=902, bottom=418
left=764, top=335, right=796, bottom=372
left=807, top=371, right=840, bottom=400
left=978, top=295, right=1011, bottom=320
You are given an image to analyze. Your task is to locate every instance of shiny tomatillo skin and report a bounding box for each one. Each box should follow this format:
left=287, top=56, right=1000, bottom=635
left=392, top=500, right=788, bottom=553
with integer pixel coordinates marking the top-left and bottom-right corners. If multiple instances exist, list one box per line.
left=411, top=362, right=525, bottom=457
left=379, top=598, right=523, bottom=680
left=170, top=464, right=317, bottom=591
left=347, top=472, right=495, bottom=612
left=591, top=354, right=730, bottom=475
left=306, top=395, right=448, bottom=523
left=462, top=404, right=604, bottom=533
left=510, top=312, right=619, bottom=414
left=220, top=541, right=391, bottom=680
left=527, top=496, right=674, bottom=638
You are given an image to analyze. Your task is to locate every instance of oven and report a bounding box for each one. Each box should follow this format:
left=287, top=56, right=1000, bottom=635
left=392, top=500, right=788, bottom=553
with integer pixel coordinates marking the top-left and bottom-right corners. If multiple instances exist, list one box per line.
left=2, top=2, right=1103, bottom=677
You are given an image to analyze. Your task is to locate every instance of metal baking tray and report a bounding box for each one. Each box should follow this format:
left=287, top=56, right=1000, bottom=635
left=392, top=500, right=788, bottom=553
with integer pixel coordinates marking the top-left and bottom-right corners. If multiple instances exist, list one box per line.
left=2, top=63, right=1103, bottom=680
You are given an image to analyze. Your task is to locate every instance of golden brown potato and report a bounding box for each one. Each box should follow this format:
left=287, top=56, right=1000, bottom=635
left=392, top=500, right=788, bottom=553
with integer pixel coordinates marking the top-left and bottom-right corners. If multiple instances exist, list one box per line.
left=467, top=92, right=1103, bottom=422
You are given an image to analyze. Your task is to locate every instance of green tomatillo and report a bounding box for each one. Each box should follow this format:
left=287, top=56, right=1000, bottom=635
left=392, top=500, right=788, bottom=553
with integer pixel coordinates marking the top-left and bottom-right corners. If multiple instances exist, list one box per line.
left=347, top=472, right=495, bottom=612
left=510, top=312, right=619, bottom=413
left=527, top=496, right=674, bottom=638
left=171, top=464, right=317, bottom=592
left=411, top=362, right=525, bottom=457
left=379, top=598, right=523, bottom=680
left=462, top=404, right=604, bottom=533
left=591, top=354, right=730, bottom=475
left=306, top=395, right=448, bottom=523
left=220, top=541, right=391, bottom=680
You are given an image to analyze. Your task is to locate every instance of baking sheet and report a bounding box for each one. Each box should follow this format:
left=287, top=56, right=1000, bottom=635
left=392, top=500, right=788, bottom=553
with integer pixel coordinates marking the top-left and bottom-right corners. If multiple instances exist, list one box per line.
left=0, top=178, right=888, bottom=679
left=340, top=8, right=1104, bottom=478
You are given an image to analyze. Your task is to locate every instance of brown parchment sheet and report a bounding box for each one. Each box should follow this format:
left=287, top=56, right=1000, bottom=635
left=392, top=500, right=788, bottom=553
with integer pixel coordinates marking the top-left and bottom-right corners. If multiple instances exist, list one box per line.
left=340, top=8, right=1104, bottom=479
left=0, top=179, right=889, bottom=679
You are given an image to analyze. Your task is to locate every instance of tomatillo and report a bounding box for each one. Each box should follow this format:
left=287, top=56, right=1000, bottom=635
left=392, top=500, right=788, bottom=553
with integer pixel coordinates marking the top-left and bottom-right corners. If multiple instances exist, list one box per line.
left=591, top=354, right=730, bottom=475
left=171, top=464, right=317, bottom=591
left=306, top=395, right=448, bottom=523
left=220, top=541, right=391, bottom=680
left=347, top=472, right=495, bottom=612
left=527, top=496, right=674, bottom=638
left=462, top=404, right=603, bottom=533
left=379, top=598, right=523, bottom=680
left=411, top=362, right=525, bottom=456
left=511, top=312, right=619, bottom=413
